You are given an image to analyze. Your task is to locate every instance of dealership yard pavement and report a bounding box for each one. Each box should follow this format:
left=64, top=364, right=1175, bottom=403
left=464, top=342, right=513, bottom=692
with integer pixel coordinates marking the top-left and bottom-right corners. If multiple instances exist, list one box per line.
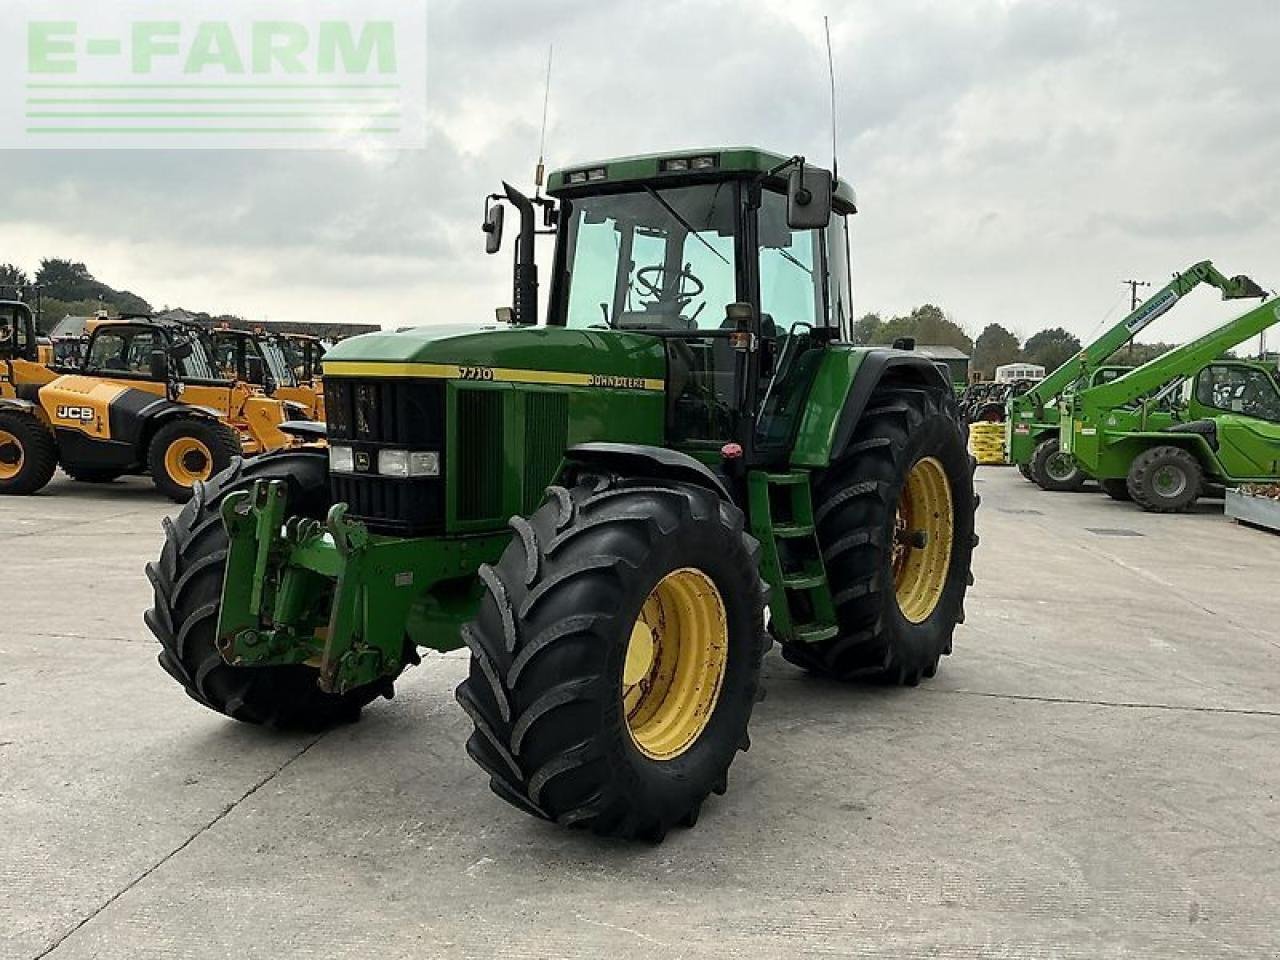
left=2, top=467, right=1278, bottom=959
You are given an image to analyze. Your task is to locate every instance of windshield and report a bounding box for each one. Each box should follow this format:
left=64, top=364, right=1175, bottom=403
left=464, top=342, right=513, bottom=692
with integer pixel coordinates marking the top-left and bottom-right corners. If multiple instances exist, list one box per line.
left=560, top=183, right=738, bottom=331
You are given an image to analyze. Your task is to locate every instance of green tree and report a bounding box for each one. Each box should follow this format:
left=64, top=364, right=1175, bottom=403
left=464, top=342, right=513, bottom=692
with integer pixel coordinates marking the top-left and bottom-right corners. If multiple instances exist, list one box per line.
left=971, top=323, right=1021, bottom=378
left=853, top=312, right=883, bottom=344
left=36, top=259, right=97, bottom=301
left=0, top=263, right=29, bottom=293
left=871, top=304, right=973, bottom=352
left=1023, top=327, right=1082, bottom=372
left=34, top=258, right=150, bottom=316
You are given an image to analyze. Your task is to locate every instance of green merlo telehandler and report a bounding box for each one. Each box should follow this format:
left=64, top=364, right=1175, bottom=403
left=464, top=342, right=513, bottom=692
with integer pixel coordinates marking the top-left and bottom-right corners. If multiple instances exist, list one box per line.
left=1008, top=261, right=1266, bottom=494
left=1060, top=293, right=1280, bottom=512
left=146, top=148, right=978, bottom=840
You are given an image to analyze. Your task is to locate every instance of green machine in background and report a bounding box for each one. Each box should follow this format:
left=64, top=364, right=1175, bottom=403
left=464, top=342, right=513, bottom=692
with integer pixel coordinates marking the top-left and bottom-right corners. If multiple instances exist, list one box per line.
left=1008, top=261, right=1266, bottom=492
left=146, top=148, right=978, bottom=841
left=1060, top=294, right=1280, bottom=512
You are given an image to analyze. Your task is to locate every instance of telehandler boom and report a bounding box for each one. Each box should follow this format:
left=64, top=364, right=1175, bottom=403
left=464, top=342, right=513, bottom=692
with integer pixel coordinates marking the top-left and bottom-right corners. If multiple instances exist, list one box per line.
left=1010, top=261, right=1265, bottom=491
left=1061, top=294, right=1280, bottom=511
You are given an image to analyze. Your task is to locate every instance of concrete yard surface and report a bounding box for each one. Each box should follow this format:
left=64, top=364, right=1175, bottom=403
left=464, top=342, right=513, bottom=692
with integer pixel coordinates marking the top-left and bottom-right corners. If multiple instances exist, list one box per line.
left=2, top=468, right=1279, bottom=959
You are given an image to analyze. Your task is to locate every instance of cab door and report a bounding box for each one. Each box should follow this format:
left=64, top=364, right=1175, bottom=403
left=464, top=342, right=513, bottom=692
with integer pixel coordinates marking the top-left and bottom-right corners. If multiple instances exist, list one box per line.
left=751, top=189, right=852, bottom=459
left=1191, top=363, right=1280, bottom=477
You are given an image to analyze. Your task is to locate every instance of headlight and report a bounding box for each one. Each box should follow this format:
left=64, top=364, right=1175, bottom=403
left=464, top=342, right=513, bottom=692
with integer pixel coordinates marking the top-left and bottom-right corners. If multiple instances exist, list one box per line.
left=330, top=445, right=354, bottom=473
left=376, top=449, right=440, bottom=478
left=377, top=449, right=409, bottom=477
left=408, top=451, right=440, bottom=477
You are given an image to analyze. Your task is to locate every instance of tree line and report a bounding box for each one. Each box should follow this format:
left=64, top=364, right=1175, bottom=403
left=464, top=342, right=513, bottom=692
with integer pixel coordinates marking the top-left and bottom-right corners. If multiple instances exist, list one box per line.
left=855, top=307, right=1180, bottom=379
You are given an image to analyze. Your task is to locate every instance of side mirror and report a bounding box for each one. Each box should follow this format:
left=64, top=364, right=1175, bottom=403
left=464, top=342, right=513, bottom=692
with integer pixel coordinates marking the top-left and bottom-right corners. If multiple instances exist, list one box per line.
left=483, top=203, right=505, bottom=255
left=150, top=349, right=170, bottom=381
left=787, top=167, right=833, bottom=230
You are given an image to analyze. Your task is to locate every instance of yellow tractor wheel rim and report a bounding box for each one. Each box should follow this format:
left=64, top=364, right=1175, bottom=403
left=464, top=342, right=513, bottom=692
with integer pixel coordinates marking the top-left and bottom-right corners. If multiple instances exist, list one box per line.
left=163, top=436, right=214, bottom=487
left=623, top=568, right=729, bottom=761
left=0, top=429, right=24, bottom=481
left=892, top=457, right=955, bottom=624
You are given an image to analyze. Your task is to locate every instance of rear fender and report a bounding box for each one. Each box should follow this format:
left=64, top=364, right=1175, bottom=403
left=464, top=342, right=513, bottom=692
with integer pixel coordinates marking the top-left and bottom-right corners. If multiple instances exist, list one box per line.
left=792, top=349, right=953, bottom=468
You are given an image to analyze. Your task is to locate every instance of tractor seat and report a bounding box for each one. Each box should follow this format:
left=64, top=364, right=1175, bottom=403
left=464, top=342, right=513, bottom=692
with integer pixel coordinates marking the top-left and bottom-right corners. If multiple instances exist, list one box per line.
left=1167, top=419, right=1218, bottom=451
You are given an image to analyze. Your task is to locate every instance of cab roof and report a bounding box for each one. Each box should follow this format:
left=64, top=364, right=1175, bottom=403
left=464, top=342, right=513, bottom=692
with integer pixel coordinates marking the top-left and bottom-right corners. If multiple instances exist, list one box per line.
left=547, top=146, right=857, bottom=212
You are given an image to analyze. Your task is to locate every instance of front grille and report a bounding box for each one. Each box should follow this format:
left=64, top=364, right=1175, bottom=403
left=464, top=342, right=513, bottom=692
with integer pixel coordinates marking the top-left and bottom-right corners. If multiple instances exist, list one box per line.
left=456, top=389, right=504, bottom=522
left=523, top=391, right=569, bottom=512
left=324, top=378, right=445, bottom=536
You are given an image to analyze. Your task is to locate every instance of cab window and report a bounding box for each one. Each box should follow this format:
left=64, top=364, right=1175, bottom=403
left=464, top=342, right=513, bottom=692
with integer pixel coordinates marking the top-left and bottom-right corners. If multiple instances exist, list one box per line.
left=1195, top=364, right=1280, bottom=422
left=560, top=182, right=739, bottom=331
left=86, top=332, right=130, bottom=372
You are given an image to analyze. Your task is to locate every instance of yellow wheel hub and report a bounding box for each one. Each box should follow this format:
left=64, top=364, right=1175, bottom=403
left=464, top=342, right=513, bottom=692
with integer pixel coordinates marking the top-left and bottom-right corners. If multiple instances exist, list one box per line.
left=623, top=568, right=729, bottom=761
left=164, top=436, right=214, bottom=486
left=892, top=457, right=955, bottom=624
left=0, top=430, right=24, bottom=481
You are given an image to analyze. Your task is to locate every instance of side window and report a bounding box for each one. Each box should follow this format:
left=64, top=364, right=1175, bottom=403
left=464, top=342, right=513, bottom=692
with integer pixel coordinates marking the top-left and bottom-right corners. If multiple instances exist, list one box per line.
left=758, top=190, right=821, bottom=334
left=826, top=214, right=854, bottom=340
left=124, top=331, right=159, bottom=375
left=1197, top=365, right=1280, bottom=421
left=87, top=332, right=128, bottom=372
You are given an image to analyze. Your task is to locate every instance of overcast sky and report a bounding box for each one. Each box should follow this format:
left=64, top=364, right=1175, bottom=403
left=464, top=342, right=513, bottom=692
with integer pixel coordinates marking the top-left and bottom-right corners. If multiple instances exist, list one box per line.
left=3, top=0, right=1279, bottom=352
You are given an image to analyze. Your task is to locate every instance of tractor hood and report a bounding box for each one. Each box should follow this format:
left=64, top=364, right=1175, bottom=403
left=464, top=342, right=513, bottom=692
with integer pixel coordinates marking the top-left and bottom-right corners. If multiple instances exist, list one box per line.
left=323, top=323, right=668, bottom=384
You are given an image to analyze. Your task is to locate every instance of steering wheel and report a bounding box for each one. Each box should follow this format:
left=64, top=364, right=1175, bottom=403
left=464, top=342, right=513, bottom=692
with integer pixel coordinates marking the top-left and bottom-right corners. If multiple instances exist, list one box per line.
left=635, top=264, right=704, bottom=303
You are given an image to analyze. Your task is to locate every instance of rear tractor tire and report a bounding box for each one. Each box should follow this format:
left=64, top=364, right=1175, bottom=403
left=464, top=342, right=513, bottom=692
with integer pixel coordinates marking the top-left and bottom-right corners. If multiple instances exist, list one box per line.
left=148, top=417, right=242, bottom=503
left=0, top=410, right=58, bottom=496
left=456, top=476, right=769, bottom=841
left=145, top=449, right=402, bottom=729
left=1127, top=445, right=1201, bottom=513
left=1032, top=438, right=1086, bottom=492
left=780, top=387, right=977, bottom=684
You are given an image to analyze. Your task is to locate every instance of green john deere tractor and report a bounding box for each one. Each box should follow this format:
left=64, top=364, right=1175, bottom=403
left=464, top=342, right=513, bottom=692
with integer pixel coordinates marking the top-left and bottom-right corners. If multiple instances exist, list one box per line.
left=146, top=148, right=977, bottom=841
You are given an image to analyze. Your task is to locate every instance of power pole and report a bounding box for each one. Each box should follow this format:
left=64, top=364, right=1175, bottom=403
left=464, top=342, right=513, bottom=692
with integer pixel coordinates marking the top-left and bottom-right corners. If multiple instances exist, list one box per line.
left=1122, top=278, right=1150, bottom=360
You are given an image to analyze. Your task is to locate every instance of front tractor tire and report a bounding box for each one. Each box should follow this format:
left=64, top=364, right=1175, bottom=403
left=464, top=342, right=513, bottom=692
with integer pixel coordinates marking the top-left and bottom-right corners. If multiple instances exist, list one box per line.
left=145, top=449, right=399, bottom=729
left=0, top=410, right=58, bottom=496
left=148, top=417, right=242, bottom=503
left=1127, top=445, right=1202, bottom=513
left=1032, top=438, right=1086, bottom=492
left=781, top=387, right=977, bottom=684
left=456, top=476, right=769, bottom=841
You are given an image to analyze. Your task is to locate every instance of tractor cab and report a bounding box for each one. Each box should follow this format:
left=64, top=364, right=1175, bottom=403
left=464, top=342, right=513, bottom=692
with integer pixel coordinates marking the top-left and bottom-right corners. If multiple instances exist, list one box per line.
left=525, top=149, right=857, bottom=464
left=210, top=327, right=325, bottom=419
left=279, top=333, right=327, bottom=386
left=82, top=316, right=221, bottom=393
left=0, top=300, right=59, bottom=400
left=210, top=327, right=292, bottom=394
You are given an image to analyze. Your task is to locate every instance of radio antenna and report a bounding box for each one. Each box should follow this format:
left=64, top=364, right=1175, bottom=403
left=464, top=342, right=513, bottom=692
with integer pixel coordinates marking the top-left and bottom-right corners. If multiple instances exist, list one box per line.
left=535, top=44, right=554, bottom=196
left=824, top=16, right=838, bottom=181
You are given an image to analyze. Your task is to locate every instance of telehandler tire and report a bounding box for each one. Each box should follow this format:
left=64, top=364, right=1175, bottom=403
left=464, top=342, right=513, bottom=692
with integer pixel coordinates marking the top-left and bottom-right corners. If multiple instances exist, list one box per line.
left=456, top=476, right=769, bottom=841
left=149, top=418, right=242, bottom=503
left=0, top=410, right=58, bottom=496
left=1100, top=478, right=1132, bottom=502
left=1127, top=445, right=1201, bottom=513
left=145, top=449, right=397, bottom=729
left=1032, top=438, right=1085, bottom=492
left=1017, top=462, right=1034, bottom=482
left=781, top=387, right=977, bottom=684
